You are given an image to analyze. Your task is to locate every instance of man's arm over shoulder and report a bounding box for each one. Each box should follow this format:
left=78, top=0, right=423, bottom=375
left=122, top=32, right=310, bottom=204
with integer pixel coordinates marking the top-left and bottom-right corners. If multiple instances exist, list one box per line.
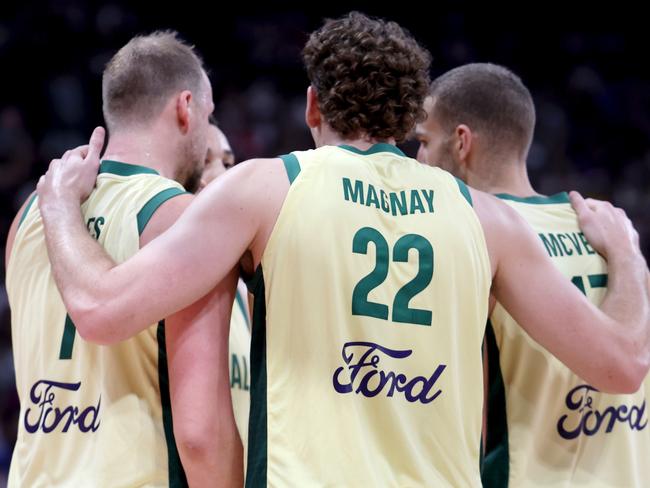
left=471, top=188, right=650, bottom=394
left=39, top=153, right=286, bottom=344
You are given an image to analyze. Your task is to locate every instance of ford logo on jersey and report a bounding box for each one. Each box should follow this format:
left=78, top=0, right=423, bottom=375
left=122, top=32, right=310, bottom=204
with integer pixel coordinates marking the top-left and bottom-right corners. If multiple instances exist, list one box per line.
left=333, top=341, right=446, bottom=404
left=557, top=384, right=647, bottom=439
left=24, top=380, right=101, bottom=434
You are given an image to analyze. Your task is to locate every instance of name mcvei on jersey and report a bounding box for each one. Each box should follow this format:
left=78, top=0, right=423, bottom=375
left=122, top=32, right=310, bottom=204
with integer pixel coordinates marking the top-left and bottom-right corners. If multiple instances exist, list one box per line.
left=539, top=231, right=596, bottom=257
left=333, top=341, right=446, bottom=403
left=342, top=178, right=435, bottom=216
left=24, top=379, right=100, bottom=434
left=557, top=384, right=647, bottom=439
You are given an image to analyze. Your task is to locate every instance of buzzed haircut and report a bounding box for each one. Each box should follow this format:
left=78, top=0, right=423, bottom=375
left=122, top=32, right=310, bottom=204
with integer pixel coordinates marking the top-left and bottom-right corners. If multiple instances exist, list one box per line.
left=302, top=11, right=431, bottom=143
left=102, top=30, right=206, bottom=130
left=429, top=63, right=536, bottom=158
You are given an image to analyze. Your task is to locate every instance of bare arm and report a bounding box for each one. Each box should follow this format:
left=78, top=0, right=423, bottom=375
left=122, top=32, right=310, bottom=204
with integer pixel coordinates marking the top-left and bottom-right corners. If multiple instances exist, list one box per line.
left=140, top=183, right=244, bottom=485
left=473, top=188, right=649, bottom=393
left=166, top=269, right=243, bottom=488
left=37, top=132, right=286, bottom=343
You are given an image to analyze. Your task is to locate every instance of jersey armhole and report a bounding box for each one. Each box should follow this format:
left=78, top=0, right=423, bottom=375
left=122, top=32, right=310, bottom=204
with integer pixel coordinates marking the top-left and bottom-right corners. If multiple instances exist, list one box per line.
left=279, top=153, right=301, bottom=184
left=137, top=187, right=189, bottom=236
left=455, top=177, right=473, bottom=207
left=17, top=193, right=38, bottom=229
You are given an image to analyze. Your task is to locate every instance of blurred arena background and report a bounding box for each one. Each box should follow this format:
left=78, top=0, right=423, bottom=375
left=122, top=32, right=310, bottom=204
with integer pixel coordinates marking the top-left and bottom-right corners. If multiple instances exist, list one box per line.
left=0, top=2, right=648, bottom=484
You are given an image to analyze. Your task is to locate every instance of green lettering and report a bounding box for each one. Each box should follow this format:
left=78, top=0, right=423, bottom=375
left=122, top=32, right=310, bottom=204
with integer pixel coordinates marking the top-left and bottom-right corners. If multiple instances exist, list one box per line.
left=390, top=191, right=408, bottom=216
left=566, top=233, right=582, bottom=255
left=93, top=216, right=105, bottom=239
left=86, top=216, right=105, bottom=240
left=366, top=184, right=380, bottom=209
left=231, top=354, right=242, bottom=389
left=421, top=190, right=435, bottom=213
left=579, top=233, right=596, bottom=255
left=409, top=190, right=425, bottom=214
left=242, top=355, right=250, bottom=391
left=557, top=234, right=573, bottom=256
left=342, top=178, right=364, bottom=204
left=379, top=189, right=390, bottom=213
left=539, top=233, right=563, bottom=257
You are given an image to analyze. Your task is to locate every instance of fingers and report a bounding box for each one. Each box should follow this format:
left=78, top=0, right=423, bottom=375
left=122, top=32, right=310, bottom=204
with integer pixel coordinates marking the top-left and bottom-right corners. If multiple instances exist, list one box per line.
left=569, top=191, right=588, bottom=215
left=86, top=127, right=106, bottom=164
left=61, top=145, right=89, bottom=162
left=36, top=174, right=46, bottom=195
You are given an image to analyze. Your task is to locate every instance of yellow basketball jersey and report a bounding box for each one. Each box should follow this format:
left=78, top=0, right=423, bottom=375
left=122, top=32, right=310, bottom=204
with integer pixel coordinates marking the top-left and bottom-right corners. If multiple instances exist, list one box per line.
left=6, top=161, right=189, bottom=487
left=246, top=144, right=491, bottom=487
left=484, top=192, right=650, bottom=487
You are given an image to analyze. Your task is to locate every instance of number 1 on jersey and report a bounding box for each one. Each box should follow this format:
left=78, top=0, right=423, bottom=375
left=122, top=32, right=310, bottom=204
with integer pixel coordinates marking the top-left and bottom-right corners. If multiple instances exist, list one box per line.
left=59, top=314, right=76, bottom=360
left=352, top=227, right=434, bottom=326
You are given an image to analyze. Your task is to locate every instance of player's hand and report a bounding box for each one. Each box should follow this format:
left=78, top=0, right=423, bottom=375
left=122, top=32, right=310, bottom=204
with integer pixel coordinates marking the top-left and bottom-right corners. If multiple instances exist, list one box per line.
left=569, top=190, right=640, bottom=261
left=37, top=127, right=105, bottom=212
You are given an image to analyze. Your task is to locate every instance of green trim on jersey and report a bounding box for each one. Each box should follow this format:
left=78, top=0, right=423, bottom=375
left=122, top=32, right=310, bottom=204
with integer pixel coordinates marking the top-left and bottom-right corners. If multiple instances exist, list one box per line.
left=235, top=289, right=251, bottom=330
left=589, top=273, right=608, bottom=288
left=245, top=265, right=263, bottom=293
left=136, top=187, right=188, bottom=234
left=494, top=192, right=570, bottom=205
left=157, top=320, right=189, bottom=488
left=136, top=184, right=188, bottom=486
left=280, top=154, right=301, bottom=184
left=246, top=265, right=268, bottom=487
left=338, top=143, right=406, bottom=157
left=99, top=160, right=159, bottom=177
left=58, top=315, right=76, bottom=360
left=482, top=320, right=509, bottom=487
left=17, top=193, right=38, bottom=228
left=455, top=178, right=473, bottom=207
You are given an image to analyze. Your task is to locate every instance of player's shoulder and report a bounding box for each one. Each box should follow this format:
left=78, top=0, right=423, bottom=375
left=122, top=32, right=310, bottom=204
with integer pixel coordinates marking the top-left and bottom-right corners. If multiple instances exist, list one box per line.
left=228, top=157, right=288, bottom=188
left=469, top=187, right=532, bottom=256
left=5, top=191, right=37, bottom=268
left=139, top=192, right=194, bottom=246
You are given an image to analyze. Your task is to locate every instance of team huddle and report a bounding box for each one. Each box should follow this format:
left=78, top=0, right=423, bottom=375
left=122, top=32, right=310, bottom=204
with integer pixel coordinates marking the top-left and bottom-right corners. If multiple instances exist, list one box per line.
left=5, top=11, right=650, bottom=488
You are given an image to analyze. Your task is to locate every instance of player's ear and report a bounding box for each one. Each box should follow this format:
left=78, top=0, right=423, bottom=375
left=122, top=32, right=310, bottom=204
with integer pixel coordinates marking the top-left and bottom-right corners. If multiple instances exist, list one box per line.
left=176, top=90, right=193, bottom=134
left=455, top=124, right=473, bottom=164
left=305, top=86, right=321, bottom=129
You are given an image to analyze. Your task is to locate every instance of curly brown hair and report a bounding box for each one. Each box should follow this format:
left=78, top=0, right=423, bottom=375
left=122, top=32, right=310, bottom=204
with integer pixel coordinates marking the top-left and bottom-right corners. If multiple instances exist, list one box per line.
left=302, top=12, right=431, bottom=143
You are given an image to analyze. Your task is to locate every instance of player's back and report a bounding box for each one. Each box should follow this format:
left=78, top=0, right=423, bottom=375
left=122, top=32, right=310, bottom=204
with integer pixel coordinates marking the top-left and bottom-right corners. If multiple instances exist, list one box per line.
left=6, top=161, right=187, bottom=487
left=484, top=192, right=650, bottom=487
left=247, top=144, right=491, bottom=487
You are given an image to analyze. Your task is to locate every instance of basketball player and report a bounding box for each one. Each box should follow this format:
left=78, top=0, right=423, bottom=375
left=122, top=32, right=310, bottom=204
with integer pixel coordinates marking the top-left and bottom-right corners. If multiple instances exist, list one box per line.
left=36, top=13, right=649, bottom=487
left=415, top=62, right=650, bottom=487
left=4, top=32, right=242, bottom=487
left=199, top=122, right=237, bottom=191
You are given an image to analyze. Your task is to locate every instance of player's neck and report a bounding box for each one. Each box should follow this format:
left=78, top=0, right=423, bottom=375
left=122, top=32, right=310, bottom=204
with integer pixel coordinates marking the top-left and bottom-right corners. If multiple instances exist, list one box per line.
left=315, top=126, right=396, bottom=150
left=101, top=129, right=178, bottom=180
left=466, top=159, right=540, bottom=198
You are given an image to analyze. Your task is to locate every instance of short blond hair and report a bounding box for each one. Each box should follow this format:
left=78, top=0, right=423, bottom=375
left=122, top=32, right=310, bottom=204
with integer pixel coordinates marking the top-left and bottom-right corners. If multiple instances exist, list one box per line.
left=102, top=30, right=205, bottom=129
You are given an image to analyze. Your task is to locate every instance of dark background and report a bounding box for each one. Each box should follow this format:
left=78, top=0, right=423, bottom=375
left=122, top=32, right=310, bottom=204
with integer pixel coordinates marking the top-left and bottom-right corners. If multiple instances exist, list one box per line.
left=1, top=2, right=648, bottom=483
